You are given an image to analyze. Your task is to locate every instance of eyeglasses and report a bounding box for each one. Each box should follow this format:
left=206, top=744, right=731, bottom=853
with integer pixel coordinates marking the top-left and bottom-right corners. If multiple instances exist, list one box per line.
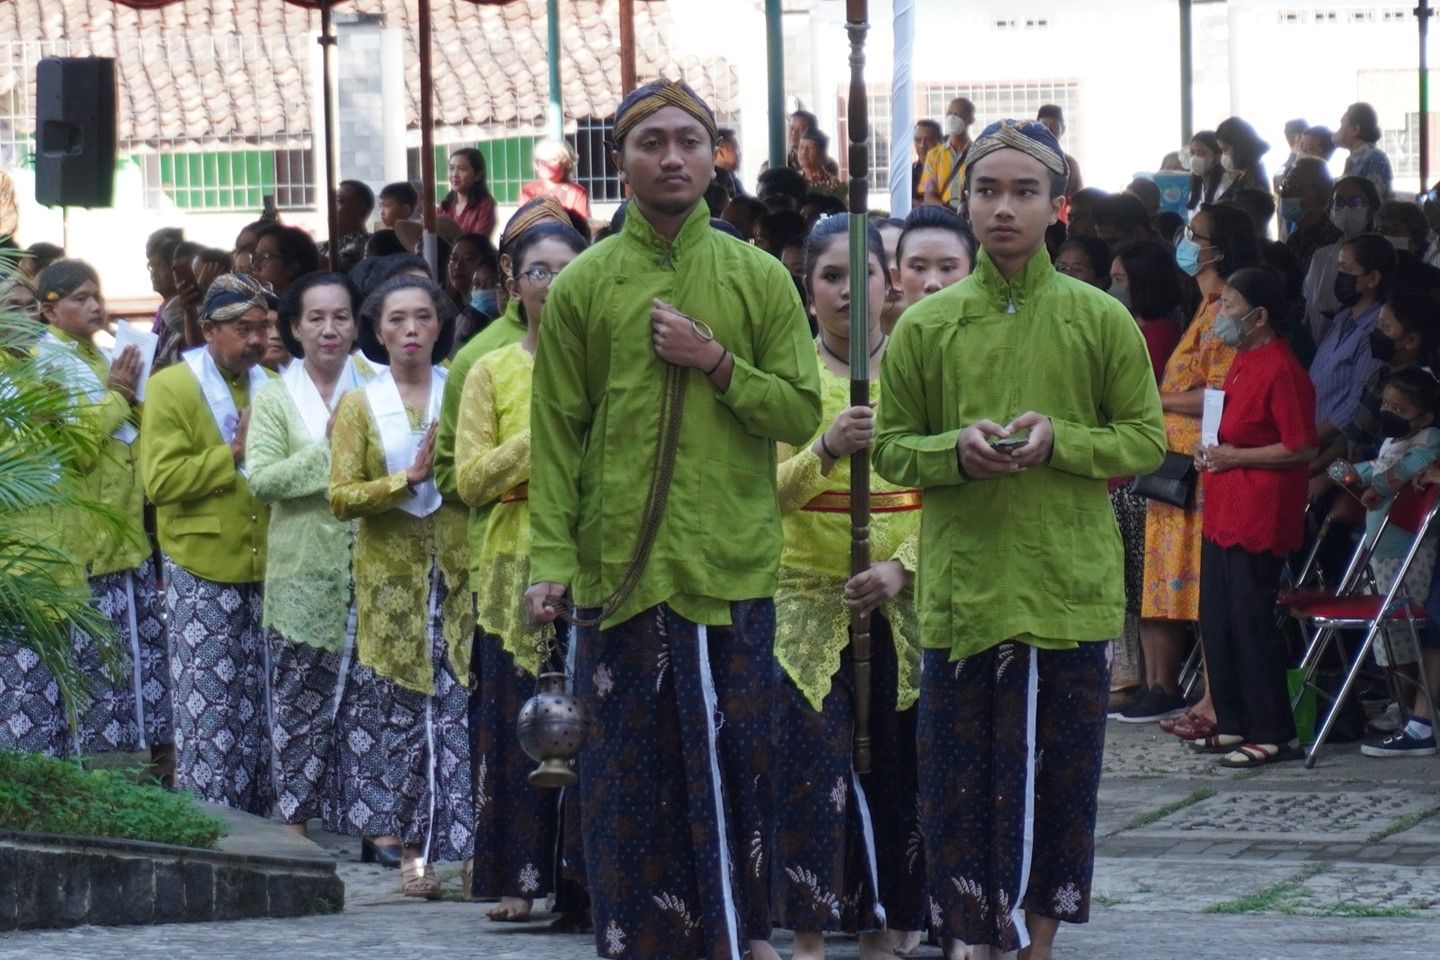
left=1183, top=225, right=1214, bottom=245
left=250, top=251, right=278, bottom=266
left=520, top=265, right=565, bottom=286
left=1333, top=197, right=1370, bottom=210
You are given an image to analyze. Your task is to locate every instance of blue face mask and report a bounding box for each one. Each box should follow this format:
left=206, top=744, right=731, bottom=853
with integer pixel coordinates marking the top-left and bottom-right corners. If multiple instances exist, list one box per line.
left=470, top=288, right=499, bottom=318
left=1279, top=197, right=1305, bottom=225
left=1175, top=236, right=1204, bottom=277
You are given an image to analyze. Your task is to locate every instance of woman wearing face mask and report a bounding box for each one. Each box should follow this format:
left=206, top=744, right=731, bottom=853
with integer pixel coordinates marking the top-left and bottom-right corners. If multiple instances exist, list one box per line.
left=1185, top=131, right=1225, bottom=211
left=1213, top=117, right=1271, bottom=204
left=519, top=138, right=591, bottom=221
left=446, top=233, right=500, bottom=354
left=454, top=215, right=590, bottom=923
left=1108, top=243, right=1185, bottom=718
left=772, top=214, right=925, bottom=960
left=1309, top=233, right=1396, bottom=452
left=1191, top=267, right=1317, bottom=767
left=1139, top=205, right=1261, bottom=737
left=1301, top=175, right=1381, bottom=343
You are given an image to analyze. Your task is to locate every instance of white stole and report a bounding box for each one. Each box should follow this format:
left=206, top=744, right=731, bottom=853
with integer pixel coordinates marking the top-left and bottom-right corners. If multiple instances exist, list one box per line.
left=38, top=331, right=138, bottom=444
left=282, top=355, right=370, bottom=445
left=182, top=346, right=269, bottom=446
left=364, top=366, right=446, bottom=518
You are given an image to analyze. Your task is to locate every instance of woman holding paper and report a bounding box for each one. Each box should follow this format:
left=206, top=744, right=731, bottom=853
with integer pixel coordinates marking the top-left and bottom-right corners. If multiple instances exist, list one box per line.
left=0, top=260, right=170, bottom=762
left=1191, top=267, right=1316, bottom=768
left=247, top=273, right=389, bottom=851
left=329, top=274, right=473, bottom=899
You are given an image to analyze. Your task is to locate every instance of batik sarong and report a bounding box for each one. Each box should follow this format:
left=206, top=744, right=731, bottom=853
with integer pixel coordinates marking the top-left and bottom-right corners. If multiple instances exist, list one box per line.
left=576, top=601, right=775, bottom=960
left=918, top=639, right=1109, bottom=954
left=471, top=629, right=559, bottom=899
left=773, top=614, right=925, bottom=935
left=376, top=569, right=473, bottom=863
left=164, top=556, right=272, bottom=815
left=329, top=655, right=396, bottom=838
left=268, top=605, right=370, bottom=827
left=0, top=558, right=168, bottom=756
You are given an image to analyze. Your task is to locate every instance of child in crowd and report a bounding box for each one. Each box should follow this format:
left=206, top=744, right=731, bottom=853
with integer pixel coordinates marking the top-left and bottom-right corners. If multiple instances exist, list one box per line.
left=1331, top=367, right=1440, bottom=757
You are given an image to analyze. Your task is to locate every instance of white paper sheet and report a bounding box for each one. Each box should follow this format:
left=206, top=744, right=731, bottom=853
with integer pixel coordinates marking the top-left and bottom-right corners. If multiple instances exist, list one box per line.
left=1201, top=387, right=1225, bottom=448
left=112, top=321, right=159, bottom=402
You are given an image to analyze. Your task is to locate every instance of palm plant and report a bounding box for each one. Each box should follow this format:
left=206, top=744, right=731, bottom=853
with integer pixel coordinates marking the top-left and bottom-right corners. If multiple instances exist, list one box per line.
left=0, top=286, right=122, bottom=733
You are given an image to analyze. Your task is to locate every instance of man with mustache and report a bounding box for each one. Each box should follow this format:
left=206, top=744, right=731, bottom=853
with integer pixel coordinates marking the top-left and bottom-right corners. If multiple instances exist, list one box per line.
left=141, top=273, right=277, bottom=814
left=526, top=79, right=821, bottom=960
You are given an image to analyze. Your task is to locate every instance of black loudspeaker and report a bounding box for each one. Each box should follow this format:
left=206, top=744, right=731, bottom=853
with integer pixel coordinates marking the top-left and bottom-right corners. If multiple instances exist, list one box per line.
left=35, top=57, right=117, bottom=208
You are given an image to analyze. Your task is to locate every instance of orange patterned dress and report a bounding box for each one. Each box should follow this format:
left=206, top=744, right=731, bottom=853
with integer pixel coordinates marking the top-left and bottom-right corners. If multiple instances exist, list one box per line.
left=1140, top=296, right=1234, bottom=621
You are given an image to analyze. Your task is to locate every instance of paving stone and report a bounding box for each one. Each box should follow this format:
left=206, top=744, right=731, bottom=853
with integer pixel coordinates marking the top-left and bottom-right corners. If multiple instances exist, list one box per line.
left=1128, top=789, right=1436, bottom=844
left=1288, top=864, right=1440, bottom=917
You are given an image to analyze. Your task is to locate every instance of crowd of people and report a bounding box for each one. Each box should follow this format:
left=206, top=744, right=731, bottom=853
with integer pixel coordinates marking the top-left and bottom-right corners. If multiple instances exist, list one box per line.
left=1, top=79, right=1438, bottom=960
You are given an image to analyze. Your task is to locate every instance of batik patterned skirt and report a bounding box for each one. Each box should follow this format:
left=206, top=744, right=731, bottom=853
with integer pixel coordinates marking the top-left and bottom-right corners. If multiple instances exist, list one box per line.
left=576, top=601, right=775, bottom=960
left=371, top=569, right=473, bottom=863
left=471, top=629, right=559, bottom=899
left=919, top=639, right=1110, bottom=954
left=1110, top=484, right=1147, bottom=689
left=773, top=614, right=925, bottom=935
left=268, top=604, right=384, bottom=833
left=164, top=556, right=272, bottom=815
left=0, top=559, right=168, bottom=757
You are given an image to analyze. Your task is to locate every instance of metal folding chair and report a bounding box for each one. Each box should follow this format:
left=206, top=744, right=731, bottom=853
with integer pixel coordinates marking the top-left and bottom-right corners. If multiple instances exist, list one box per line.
left=1284, top=483, right=1440, bottom=767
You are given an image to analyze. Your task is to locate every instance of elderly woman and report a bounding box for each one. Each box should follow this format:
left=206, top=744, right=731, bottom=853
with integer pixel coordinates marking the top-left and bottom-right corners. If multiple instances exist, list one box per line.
left=796, top=129, right=845, bottom=200
left=1139, top=205, right=1261, bottom=737
left=329, top=274, right=473, bottom=898
left=141, top=273, right=276, bottom=812
left=0, top=260, right=169, bottom=763
left=519, top=138, right=591, bottom=221
left=246, top=273, right=390, bottom=853
left=1192, top=267, right=1316, bottom=767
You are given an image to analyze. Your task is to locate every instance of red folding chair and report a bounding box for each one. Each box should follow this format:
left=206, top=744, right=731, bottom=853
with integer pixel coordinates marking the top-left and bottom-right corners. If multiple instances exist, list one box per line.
left=1285, top=483, right=1440, bottom=767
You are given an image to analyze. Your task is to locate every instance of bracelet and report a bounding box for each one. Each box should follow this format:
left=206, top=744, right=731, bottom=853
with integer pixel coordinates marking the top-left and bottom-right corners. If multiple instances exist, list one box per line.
left=704, top=347, right=728, bottom=376
left=820, top=433, right=839, bottom=459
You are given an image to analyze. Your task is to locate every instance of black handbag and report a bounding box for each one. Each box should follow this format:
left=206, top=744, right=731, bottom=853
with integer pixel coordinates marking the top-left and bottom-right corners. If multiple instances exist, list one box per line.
left=1132, top=452, right=1197, bottom=509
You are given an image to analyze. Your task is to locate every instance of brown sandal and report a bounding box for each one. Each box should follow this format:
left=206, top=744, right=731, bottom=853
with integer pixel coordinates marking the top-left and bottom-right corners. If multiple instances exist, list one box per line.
left=1218, top=741, right=1302, bottom=768
left=401, top=859, right=441, bottom=899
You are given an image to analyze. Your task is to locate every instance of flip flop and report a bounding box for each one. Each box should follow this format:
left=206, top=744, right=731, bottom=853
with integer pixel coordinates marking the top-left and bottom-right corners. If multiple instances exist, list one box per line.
left=1186, top=733, right=1244, bottom=754
left=1218, top=742, right=1303, bottom=768
left=1168, top=713, right=1218, bottom=740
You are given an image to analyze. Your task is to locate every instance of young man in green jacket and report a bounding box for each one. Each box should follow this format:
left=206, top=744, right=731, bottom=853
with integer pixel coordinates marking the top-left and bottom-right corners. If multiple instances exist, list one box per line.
left=526, top=80, right=821, bottom=960
left=874, top=121, right=1165, bottom=960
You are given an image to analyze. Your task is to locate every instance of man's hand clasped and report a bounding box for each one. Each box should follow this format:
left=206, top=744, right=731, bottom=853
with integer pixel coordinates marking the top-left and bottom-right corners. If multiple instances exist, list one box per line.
left=651, top=299, right=727, bottom=375
left=957, top=412, right=1054, bottom=479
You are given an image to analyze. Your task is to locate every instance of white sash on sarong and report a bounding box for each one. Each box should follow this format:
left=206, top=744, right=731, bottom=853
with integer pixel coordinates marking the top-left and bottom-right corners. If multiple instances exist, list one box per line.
left=282, top=354, right=369, bottom=445
left=364, top=366, right=446, bottom=518
left=37, top=331, right=138, bottom=444
left=181, top=346, right=269, bottom=445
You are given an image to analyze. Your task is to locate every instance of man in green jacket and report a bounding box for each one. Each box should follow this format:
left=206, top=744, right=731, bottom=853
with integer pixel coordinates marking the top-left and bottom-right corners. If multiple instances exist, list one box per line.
left=141, top=273, right=275, bottom=815
left=874, top=120, right=1165, bottom=960
left=526, top=80, right=821, bottom=960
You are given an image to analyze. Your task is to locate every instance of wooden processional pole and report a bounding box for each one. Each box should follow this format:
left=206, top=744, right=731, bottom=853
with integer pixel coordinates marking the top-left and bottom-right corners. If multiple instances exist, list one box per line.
left=845, top=0, right=872, bottom=776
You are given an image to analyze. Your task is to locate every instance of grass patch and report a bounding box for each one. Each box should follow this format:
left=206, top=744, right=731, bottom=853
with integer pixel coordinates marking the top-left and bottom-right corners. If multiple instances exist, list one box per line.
left=1367, top=802, right=1440, bottom=844
left=1122, top=786, right=1217, bottom=832
left=1204, top=864, right=1326, bottom=915
left=0, top=750, right=227, bottom=849
left=1310, top=902, right=1420, bottom=919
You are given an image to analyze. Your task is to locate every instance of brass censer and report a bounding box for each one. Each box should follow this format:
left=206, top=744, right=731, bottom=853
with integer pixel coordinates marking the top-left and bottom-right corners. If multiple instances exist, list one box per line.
left=516, top=623, right=587, bottom=788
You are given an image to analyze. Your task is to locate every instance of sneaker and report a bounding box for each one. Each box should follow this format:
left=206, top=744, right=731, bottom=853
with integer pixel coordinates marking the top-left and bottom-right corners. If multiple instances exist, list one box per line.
left=1116, top=685, right=1189, bottom=724
left=1360, top=727, right=1439, bottom=758
left=1367, top=702, right=1403, bottom=734
left=1108, top=686, right=1148, bottom=718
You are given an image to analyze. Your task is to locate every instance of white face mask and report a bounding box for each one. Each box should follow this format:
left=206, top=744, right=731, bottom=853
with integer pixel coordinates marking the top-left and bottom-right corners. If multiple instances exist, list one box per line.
left=1330, top=206, right=1370, bottom=239
left=1189, top=155, right=1211, bottom=177
left=1384, top=234, right=1413, bottom=252
left=944, top=114, right=967, bottom=136
left=1220, top=153, right=1236, bottom=173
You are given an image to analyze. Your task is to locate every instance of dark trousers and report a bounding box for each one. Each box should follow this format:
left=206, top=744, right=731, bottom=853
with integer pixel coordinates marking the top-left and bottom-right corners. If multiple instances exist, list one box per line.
left=1199, top=539, right=1297, bottom=745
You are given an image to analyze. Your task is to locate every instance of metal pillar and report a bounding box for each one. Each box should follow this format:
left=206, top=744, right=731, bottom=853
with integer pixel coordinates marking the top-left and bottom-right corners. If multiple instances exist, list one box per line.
left=1421, top=1, right=1433, bottom=189
left=547, top=0, right=563, bottom=140
left=319, top=2, right=339, bottom=270
left=418, top=0, right=437, bottom=273
left=1180, top=0, right=1194, bottom=144
left=766, top=0, right=786, bottom=169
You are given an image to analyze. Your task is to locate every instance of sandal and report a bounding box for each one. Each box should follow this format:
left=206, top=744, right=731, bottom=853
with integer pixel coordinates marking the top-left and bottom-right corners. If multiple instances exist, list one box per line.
left=1159, top=709, right=1197, bottom=734
left=1218, top=741, right=1302, bottom=769
left=1186, top=733, right=1243, bottom=754
left=401, top=859, right=441, bottom=899
left=1169, top=713, right=1218, bottom=740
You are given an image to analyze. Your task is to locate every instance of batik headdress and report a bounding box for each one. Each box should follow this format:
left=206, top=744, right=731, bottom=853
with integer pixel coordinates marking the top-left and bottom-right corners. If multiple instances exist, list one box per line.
left=966, top=119, right=1069, bottom=179
left=200, top=272, right=271, bottom=324
left=611, top=78, right=718, bottom=148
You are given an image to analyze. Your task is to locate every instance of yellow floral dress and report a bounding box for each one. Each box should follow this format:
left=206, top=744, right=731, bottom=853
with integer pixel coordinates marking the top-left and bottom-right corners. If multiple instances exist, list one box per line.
left=1140, top=296, right=1233, bottom=622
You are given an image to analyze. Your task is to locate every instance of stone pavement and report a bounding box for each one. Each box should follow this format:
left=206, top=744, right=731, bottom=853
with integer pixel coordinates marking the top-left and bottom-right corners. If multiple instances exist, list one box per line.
left=1, top=722, right=1437, bottom=958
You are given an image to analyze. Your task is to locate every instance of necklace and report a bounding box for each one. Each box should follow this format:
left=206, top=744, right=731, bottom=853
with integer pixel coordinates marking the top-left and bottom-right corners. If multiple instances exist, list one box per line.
left=819, top=334, right=886, bottom=366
